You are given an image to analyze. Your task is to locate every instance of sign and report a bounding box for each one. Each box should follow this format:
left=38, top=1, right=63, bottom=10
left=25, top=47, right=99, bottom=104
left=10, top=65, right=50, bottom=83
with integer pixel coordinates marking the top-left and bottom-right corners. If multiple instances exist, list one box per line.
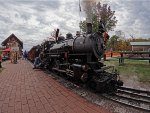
left=11, top=47, right=19, bottom=52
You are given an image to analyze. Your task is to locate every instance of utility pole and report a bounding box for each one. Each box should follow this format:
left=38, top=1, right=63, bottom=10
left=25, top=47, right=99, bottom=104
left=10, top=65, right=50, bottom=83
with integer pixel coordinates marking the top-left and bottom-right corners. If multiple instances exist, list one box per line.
left=79, top=0, right=82, bottom=32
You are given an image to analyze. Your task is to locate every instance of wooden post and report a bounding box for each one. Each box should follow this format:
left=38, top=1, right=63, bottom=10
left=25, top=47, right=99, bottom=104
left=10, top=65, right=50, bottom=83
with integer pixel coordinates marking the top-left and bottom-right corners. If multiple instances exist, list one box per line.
left=119, top=53, right=124, bottom=65
left=104, top=54, right=106, bottom=61
left=148, top=54, right=150, bottom=64
left=111, top=52, right=113, bottom=57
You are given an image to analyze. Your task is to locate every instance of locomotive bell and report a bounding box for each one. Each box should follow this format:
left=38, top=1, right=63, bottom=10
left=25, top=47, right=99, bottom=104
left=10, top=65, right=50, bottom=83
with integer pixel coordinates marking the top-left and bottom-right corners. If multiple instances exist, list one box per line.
left=76, top=31, right=80, bottom=37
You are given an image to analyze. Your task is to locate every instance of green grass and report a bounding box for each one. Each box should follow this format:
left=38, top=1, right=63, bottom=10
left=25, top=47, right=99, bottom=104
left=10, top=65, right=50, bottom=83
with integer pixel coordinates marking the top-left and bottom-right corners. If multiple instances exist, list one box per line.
left=104, top=58, right=150, bottom=82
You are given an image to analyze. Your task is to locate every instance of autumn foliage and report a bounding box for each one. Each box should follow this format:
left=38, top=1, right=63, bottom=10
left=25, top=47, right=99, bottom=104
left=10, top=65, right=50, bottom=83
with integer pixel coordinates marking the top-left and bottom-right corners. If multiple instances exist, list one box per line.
left=106, top=35, right=150, bottom=51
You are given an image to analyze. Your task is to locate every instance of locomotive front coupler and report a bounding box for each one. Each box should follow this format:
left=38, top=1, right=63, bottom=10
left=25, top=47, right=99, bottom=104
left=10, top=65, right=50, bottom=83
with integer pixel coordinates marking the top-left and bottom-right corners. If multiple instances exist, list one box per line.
left=111, top=69, right=123, bottom=87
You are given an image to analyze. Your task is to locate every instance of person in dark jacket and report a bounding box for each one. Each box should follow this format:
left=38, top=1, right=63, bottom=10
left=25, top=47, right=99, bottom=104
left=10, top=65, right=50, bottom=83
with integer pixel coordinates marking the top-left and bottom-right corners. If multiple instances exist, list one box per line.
left=33, top=53, right=45, bottom=69
left=23, top=50, right=28, bottom=60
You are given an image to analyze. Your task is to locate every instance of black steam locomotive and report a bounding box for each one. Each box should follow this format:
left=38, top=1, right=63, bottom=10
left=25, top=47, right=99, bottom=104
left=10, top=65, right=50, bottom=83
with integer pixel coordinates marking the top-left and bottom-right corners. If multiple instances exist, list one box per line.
left=40, top=22, right=123, bottom=93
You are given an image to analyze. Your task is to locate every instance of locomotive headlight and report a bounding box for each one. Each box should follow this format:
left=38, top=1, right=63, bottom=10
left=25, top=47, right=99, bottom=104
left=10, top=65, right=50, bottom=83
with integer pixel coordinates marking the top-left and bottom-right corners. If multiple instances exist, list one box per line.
left=82, top=65, right=89, bottom=71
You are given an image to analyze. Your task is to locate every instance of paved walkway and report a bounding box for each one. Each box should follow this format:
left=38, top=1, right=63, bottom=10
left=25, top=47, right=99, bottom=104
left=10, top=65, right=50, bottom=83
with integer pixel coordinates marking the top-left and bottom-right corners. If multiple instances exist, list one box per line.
left=0, top=60, right=111, bottom=113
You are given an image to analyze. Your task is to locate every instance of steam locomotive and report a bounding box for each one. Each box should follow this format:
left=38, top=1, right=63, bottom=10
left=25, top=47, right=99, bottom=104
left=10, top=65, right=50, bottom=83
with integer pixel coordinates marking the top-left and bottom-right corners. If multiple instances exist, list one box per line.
left=30, top=21, right=123, bottom=93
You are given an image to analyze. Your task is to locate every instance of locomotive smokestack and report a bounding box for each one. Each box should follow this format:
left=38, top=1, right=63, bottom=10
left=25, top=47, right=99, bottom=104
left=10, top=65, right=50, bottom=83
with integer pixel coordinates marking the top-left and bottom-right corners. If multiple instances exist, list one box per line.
left=86, top=18, right=92, bottom=34
left=55, top=28, right=59, bottom=41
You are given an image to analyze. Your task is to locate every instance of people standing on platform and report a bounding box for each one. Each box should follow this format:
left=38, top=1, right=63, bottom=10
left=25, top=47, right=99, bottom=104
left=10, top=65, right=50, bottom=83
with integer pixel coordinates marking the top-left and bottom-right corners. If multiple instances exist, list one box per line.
left=0, top=54, right=2, bottom=68
left=35, top=48, right=40, bottom=58
left=23, top=50, right=28, bottom=60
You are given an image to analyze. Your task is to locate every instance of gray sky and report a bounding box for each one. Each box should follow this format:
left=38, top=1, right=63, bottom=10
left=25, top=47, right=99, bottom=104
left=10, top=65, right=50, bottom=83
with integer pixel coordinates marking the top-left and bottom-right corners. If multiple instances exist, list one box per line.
left=0, top=0, right=150, bottom=50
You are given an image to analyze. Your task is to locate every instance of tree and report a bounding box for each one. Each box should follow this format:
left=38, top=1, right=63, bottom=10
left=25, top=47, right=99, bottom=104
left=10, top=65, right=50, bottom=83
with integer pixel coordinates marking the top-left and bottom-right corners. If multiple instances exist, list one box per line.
left=107, top=35, right=119, bottom=51
left=79, top=1, right=117, bottom=32
left=106, top=35, right=134, bottom=51
left=79, top=15, right=99, bottom=32
left=79, top=21, right=87, bottom=33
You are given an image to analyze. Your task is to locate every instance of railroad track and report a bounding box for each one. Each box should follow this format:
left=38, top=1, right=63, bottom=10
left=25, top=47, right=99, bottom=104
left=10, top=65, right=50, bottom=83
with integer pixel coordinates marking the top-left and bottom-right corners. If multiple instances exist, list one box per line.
left=29, top=61, right=150, bottom=112
left=102, top=86, right=150, bottom=112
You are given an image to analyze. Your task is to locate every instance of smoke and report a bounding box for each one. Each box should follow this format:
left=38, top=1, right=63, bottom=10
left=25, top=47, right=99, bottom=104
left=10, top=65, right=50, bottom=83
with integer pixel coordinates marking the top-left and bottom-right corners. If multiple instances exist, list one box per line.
left=81, top=0, right=98, bottom=22
left=81, top=0, right=95, bottom=22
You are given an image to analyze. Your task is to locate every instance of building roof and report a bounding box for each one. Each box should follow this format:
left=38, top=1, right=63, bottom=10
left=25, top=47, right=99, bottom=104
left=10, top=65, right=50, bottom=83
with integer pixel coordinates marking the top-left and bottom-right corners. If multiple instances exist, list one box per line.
left=130, top=42, right=150, bottom=46
left=1, top=34, right=23, bottom=48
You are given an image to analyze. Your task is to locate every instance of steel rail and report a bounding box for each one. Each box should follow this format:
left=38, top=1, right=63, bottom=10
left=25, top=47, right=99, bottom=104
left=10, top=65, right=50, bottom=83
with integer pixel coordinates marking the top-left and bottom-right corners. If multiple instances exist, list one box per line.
left=118, top=87, right=150, bottom=95
left=115, top=93, right=150, bottom=104
left=102, top=94, right=150, bottom=112
left=117, top=89, right=150, bottom=100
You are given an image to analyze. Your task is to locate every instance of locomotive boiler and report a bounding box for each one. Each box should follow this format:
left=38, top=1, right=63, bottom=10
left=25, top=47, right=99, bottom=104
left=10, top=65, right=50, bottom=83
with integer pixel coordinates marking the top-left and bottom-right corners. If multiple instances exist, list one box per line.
left=43, top=22, right=123, bottom=93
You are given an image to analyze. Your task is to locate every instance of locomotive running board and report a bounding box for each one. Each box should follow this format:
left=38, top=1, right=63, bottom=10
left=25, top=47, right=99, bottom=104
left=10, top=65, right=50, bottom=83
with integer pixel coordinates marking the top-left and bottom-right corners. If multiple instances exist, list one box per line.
left=52, top=68, right=66, bottom=73
left=95, top=66, right=114, bottom=73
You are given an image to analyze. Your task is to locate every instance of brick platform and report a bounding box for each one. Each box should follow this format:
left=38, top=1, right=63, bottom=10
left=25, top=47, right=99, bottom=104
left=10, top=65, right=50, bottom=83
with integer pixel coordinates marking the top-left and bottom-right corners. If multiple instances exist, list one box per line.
left=0, top=60, right=111, bottom=113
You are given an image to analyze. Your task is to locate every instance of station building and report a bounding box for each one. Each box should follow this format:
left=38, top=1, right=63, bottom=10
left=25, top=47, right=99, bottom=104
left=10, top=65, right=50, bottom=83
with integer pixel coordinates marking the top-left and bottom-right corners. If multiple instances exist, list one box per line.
left=130, top=42, right=150, bottom=51
left=1, top=34, right=23, bottom=59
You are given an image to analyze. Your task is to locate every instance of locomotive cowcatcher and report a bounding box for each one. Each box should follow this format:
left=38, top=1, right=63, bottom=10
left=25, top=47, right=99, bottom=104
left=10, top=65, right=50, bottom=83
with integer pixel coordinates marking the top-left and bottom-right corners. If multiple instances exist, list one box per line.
left=40, top=21, right=123, bottom=93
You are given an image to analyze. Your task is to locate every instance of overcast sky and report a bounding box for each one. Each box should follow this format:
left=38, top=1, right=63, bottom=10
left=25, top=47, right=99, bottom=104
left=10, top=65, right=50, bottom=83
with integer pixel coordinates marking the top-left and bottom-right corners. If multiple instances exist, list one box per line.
left=0, top=0, right=150, bottom=50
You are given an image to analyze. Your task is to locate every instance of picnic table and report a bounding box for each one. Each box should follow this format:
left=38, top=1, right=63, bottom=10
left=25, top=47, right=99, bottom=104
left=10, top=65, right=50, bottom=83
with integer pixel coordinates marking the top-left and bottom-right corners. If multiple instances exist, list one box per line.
left=119, top=51, right=150, bottom=65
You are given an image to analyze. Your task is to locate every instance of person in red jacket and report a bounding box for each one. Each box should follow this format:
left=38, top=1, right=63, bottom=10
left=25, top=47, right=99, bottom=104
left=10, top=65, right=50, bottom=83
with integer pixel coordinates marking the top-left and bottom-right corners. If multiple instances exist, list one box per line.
left=0, top=54, right=2, bottom=68
left=103, top=32, right=109, bottom=44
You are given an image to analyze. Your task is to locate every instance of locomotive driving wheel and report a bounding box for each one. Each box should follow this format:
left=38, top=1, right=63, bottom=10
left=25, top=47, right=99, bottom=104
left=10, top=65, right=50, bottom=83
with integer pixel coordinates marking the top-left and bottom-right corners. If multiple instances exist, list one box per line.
left=88, top=80, right=97, bottom=91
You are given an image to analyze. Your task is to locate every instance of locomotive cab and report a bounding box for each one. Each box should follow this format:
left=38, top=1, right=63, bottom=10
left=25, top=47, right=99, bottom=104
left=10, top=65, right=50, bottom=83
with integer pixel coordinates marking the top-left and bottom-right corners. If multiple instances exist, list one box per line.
left=57, top=36, right=65, bottom=43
